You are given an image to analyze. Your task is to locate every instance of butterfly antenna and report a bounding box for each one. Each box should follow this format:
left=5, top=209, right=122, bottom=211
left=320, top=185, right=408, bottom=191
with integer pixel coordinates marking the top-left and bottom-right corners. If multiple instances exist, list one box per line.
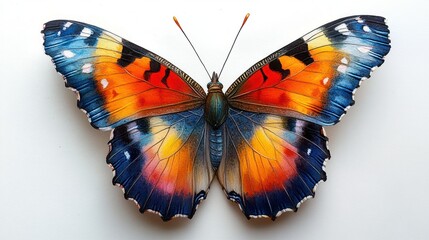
left=218, top=13, right=250, bottom=79
left=173, top=16, right=211, bottom=80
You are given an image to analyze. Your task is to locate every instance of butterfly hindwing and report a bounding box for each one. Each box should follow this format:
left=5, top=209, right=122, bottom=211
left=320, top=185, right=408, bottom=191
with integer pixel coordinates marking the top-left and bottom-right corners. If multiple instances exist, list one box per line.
left=107, top=107, right=214, bottom=220
left=226, top=15, right=391, bottom=125
left=43, top=20, right=206, bottom=130
left=217, top=109, right=330, bottom=219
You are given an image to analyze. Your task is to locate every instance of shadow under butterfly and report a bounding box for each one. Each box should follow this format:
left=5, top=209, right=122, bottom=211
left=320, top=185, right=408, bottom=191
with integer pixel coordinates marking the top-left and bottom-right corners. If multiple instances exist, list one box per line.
left=42, top=14, right=391, bottom=221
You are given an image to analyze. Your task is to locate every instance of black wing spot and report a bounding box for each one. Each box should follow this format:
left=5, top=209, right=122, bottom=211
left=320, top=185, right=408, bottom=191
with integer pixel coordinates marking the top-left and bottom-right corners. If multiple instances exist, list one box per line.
left=161, top=69, right=170, bottom=88
left=117, top=39, right=146, bottom=67
left=143, top=60, right=161, bottom=81
left=260, top=69, right=268, bottom=81
left=284, top=118, right=297, bottom=132
left=112, top=118, right=150, bottom=144
left=269, top=59, right=291, bottom=79
left=113, top=125, right=132, bottom=144
left=135, top=118, right=150, bottom=134
left=285, top=38, right=314, bottom=66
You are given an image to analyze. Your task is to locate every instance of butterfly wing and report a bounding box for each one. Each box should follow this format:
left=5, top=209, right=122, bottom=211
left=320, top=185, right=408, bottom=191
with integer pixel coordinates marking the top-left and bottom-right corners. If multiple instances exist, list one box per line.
left=217, top=109, right=329, bottom=219
left=226, top=15, right=391, bottom=125
left=107, top=107, right=214, bottom=220
left=43, top=20, right=206, bottom=130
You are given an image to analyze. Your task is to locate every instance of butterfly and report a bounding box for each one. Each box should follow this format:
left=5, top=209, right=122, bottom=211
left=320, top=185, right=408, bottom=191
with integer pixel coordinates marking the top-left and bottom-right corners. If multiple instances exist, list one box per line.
left=42, top=15, right=390, bottom=221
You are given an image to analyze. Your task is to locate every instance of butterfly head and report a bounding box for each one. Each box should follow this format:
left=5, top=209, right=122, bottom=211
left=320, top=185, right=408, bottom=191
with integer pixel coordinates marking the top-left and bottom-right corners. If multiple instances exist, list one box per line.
left=207, top=72, right=223, bottom=93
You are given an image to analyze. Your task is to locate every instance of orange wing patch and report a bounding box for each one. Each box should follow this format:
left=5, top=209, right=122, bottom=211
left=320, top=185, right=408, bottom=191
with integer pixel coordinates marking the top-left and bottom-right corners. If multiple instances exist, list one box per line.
left=141, top=116, right=196, bottom=195
left=229, top=38, right=346, bottom=118
left=92, top=33, right=204, bottom=125
left=237, top=115, right=299, bottom=197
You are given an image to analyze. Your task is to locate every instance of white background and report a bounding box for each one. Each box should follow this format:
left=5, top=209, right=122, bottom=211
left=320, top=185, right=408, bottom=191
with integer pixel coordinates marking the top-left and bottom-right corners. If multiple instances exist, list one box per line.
left=0, top=0, right=428, bottom=239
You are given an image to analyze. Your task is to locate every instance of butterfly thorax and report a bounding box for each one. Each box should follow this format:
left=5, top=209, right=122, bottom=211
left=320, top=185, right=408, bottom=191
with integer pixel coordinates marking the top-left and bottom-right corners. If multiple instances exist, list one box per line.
left=205, top=72, right=229, bottom=129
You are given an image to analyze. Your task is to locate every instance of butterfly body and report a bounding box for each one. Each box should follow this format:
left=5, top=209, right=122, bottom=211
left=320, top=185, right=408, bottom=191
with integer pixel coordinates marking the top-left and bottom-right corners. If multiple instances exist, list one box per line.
left=205, top=72, right=228, bottom=129
left=42, top=15, right=390, bottom=221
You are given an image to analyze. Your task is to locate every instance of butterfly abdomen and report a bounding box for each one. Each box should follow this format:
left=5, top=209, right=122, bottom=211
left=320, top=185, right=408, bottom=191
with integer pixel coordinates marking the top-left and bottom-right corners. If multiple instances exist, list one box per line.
left=209, top=127, right=223, bottom=170
left=205, top=72, right=229, bottom=129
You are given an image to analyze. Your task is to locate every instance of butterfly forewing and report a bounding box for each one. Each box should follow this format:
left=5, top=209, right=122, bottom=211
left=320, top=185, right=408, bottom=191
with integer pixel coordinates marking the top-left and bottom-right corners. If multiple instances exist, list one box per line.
left=226, top=15, right=391, bottom=126
left=43, top=20, right=206, bottom=130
